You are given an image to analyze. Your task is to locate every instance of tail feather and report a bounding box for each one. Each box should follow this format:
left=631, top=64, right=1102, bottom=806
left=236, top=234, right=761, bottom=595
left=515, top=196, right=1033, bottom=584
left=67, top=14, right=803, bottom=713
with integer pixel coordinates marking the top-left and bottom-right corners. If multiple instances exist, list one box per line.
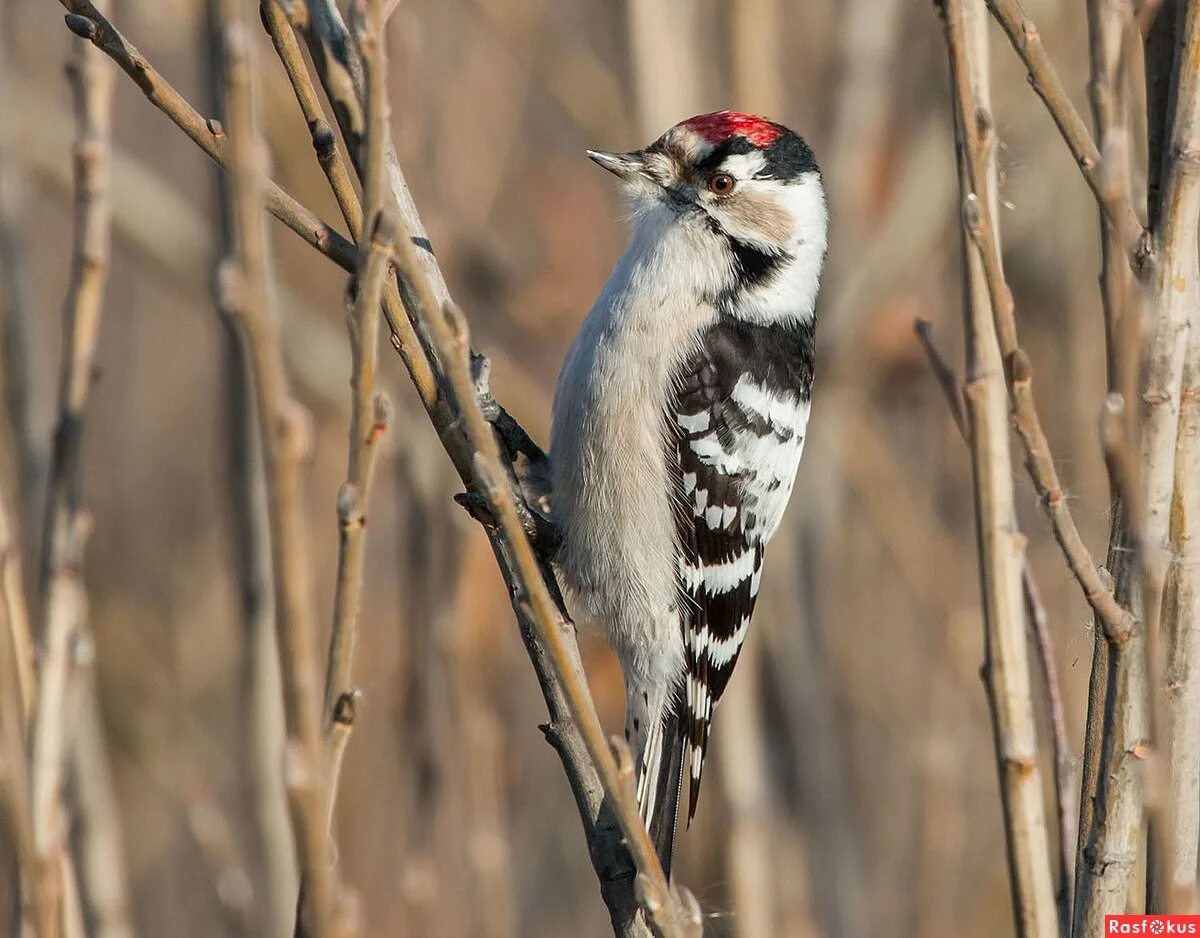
left=638, top=700, right=686, bottom=880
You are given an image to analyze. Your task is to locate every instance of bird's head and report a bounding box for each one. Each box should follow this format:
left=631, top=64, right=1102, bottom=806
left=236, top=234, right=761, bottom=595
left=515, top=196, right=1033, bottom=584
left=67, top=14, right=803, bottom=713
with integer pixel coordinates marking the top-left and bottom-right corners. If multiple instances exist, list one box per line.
left=587, top=110, right=827, bottom=322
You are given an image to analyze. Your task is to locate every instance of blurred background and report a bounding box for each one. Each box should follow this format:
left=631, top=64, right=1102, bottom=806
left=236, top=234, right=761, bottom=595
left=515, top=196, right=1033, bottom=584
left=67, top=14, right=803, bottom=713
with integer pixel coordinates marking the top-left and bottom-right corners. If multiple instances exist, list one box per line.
left=0, top=1, right=1119, bottom=935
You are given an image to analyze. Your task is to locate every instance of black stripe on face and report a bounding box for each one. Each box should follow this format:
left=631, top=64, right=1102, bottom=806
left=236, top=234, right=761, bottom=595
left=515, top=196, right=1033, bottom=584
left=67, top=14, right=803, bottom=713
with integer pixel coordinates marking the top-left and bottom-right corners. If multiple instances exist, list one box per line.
left=728, top=237, right=790, bottom=291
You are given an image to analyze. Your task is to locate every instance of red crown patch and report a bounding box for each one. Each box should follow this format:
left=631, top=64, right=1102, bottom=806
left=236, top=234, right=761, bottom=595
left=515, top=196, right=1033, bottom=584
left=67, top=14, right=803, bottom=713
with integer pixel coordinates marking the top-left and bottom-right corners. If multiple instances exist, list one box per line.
left=680, top=111, right=784, bottom=148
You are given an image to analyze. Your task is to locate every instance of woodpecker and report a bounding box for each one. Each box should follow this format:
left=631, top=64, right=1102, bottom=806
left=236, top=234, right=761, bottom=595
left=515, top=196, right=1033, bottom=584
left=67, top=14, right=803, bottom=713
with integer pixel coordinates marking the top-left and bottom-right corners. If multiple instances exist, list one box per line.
left=548, top=111, right=826, bottom=876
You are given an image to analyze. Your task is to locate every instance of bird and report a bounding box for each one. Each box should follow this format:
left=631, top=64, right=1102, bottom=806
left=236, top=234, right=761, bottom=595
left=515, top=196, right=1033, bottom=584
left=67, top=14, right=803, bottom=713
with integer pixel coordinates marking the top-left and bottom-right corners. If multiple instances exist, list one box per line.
left=547, top=110, right=827, bottom=877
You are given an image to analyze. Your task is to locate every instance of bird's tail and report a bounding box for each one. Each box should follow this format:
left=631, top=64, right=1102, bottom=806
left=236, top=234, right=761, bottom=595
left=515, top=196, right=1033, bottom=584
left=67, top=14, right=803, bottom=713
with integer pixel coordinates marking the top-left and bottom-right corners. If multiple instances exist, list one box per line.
left=635, top=696, right=686, bottom=880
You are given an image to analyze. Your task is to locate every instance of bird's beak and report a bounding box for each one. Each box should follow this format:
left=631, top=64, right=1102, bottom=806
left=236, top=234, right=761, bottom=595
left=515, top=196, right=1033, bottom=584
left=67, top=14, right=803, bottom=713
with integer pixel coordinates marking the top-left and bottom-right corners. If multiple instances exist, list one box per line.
left=586, top=149, right=649, bottom=181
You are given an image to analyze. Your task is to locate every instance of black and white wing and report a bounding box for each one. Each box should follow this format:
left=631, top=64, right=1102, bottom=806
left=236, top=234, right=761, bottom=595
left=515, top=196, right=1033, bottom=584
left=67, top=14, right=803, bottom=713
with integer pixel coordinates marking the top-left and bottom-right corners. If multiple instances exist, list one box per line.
left=669, top=315, right=815, bottom=820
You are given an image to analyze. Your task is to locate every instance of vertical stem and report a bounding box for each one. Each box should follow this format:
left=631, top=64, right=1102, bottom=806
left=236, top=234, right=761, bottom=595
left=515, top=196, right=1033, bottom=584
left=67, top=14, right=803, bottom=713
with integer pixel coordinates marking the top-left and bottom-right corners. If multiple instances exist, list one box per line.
left=940, top=2, right=1058, bottom=935
left=30, top=5, right=120, bottom=935
left=216, top=4, right=338, bottom=935
left=205, top=2, right=297, bottom=933
left=321, top=0, right=394, bottom=834
left=1146, top=0, right=1200, bottom=912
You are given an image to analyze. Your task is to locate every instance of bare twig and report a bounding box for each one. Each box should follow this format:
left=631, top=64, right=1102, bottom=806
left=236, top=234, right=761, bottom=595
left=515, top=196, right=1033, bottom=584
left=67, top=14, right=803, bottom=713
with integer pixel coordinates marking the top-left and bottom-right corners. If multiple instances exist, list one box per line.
left=40, top=0, right=115, bottom=599
left=985, top=0, right=1146, bottom=265
left=1144, top=0, right=1200, bottom=914
left=914, top=319, right=1075, bottom=930
left=216, top=8, right=336, bottom=936
left=29, top=9, right=121, bottom=934
left=1021, top=568, right=1076, bottom=930
left=0, top=473, right=32, bottom=727
left=29, top=516, right=88, bottom=938
left=937, top=3, right=1058, bottom=935
left=67, top=637, right=134, bottom=938
left=260, top=0, right=363, bottom=240
left=913, top=319, right=968, bottom=436
left=205, top=2, right=297, bottom=931
left=297, top=0, right=451, bottom=306
left=1161, top=342, right=1200, bottom=912
left=321, top=0, right=394, bottom=835
left=942, top=0, right=1137, bottom=650
left=57, top=0, right=359, bottom=274
left=0, top=481, right=35, bottom=938
left=263, top=0, right=438, bottom=411
left=1072, top=2, right=1156, bottom=928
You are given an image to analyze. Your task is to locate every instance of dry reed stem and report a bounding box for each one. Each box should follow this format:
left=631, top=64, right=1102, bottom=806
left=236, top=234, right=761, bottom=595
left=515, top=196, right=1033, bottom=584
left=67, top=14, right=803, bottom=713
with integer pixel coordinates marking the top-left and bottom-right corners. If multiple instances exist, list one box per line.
left=0, top=483, right=36, bottom=938
left=914, top=319, right=1076, bottom=930
left=1144, top=0, right=1200, bottom=913
left=938, top=2, right=1058, bottom=935
left=1071, top=3, right=1153, bottom=928
left=29, top=9, right=120, bottom=934
left=321, top=0, right=394, bottom=836
left=216, top=9, right=335, bottom=936
left=0, top=477, right=32, bottom=727
left=29, top=516, right=88, bottom=938
left=67, top=640, right=134, bottom=938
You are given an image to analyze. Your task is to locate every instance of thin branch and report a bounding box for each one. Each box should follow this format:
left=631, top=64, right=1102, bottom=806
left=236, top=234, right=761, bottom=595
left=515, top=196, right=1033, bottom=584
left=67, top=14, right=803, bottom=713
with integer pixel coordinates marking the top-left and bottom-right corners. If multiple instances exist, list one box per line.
left=67, top=636, right=134, bottom=938
left=942, top=0, right=1138, bottom=650
left=0, top=481, right=36, bottom=938
left=216, top=9, right=338, bottom=937
left=261, top=0, right=438, bottom=411
left=1021, top=567, right=1076, bottom=933
left=985, top=0, right=1146, bottom=266
left=1008, top=350, right=1136, bottom=647
left=57, top=0, right=359, bottom=274
left=914, top=318, right=1076, bottom=931
left=321, top=0, right=394, bottom=836
left=297, top=0, right=452, bottom=306
left=30, top=10, right=120, bottom=934
left=29, top=516, right=89, bottom=938
left=913, top=318, right=968, bottom=436
left=260, top=0, right=363, bottom=240
left=205, top=1, right=297, bottom=932
left=1075, top=0, right=1161, bottom=924
left=937, top=3, right=1058, bottom=936
left=0, top=472, right=32, bottom=728
left=1144, top=0, right=1200, bottom=914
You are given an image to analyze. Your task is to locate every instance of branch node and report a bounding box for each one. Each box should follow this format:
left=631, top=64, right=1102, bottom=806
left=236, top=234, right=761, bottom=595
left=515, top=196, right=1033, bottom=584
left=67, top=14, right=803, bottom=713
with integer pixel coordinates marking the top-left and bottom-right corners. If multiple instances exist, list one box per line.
left=1010, top=347, right=1033, bottom=385
left=64, top=13, right=97, bottom=40
left=310, top=117, right=336, bottom=159
left=369, top=392, right=392, bottom=443
left=454, top=491, right=498, bottom=530
left=336, top=482, right=364, bottom=527
left=332, top=690, right=360, bottom=727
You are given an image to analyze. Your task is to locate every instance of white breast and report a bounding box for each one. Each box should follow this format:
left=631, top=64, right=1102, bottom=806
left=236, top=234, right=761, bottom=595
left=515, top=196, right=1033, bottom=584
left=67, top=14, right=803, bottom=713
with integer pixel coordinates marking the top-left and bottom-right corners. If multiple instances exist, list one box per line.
left=549, top=204, right=724, bottom=687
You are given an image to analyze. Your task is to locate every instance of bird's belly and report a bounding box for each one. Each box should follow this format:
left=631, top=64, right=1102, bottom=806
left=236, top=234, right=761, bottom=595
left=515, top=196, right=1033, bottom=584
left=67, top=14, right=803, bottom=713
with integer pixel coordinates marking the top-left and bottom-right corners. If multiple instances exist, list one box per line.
left=551, top=371, right=685, bottom=687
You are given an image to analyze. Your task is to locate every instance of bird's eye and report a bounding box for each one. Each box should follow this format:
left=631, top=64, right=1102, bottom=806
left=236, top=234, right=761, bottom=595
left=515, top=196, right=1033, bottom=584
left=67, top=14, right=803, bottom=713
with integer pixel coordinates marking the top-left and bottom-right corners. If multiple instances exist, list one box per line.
left=707, top=173, right=736, bottom=195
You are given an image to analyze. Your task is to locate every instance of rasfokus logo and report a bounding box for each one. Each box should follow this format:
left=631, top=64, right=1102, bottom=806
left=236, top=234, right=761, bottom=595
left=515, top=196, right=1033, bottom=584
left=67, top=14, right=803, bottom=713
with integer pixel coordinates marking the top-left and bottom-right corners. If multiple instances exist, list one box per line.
left=1107, top=916, right=1200, bottom=934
